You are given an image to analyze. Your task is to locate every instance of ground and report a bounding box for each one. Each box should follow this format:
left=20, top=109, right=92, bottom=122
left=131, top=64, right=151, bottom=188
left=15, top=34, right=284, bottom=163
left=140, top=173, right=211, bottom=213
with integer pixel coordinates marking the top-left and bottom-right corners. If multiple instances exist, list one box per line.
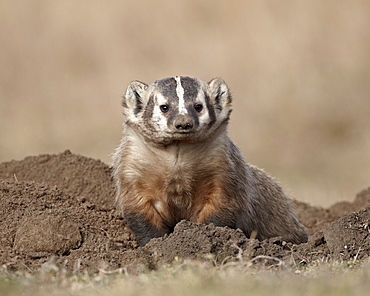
left=0, top=150, right=369, bottom=274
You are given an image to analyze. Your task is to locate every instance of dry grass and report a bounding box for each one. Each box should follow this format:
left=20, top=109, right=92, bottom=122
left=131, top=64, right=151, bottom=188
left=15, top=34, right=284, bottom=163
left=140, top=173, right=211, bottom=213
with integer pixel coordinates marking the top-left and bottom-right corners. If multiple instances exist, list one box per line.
left=1, top=259, right=370, bottom=296
left=0, top=0, right=369, bottom=206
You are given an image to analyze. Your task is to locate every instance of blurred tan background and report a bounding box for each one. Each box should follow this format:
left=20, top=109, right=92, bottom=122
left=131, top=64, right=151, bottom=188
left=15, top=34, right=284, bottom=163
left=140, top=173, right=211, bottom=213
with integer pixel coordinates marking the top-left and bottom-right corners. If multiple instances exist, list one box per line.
left=1, top=0, right=369, bottom=206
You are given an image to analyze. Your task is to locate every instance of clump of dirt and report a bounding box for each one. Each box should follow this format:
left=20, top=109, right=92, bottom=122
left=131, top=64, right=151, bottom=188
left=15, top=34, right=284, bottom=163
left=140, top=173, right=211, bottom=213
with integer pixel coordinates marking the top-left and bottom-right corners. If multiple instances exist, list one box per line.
left=14, top=214, right=82, bottom=255
left=0, top=151, right=369, bottom=273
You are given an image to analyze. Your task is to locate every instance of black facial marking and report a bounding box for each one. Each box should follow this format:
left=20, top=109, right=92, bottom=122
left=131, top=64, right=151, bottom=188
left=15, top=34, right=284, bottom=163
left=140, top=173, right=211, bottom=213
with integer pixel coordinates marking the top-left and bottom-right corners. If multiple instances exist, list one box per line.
left=143, top=94, right=155, bottom=125
left=204, top=92, right=216, bottom=128
left=180, top=76, right=200, bottom=103
left=156, top=77, right=178, bottom=101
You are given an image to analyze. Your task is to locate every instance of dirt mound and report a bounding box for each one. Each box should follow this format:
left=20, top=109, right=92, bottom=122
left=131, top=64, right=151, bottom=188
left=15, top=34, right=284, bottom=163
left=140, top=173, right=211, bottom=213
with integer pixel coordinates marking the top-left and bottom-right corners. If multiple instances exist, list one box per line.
left=0, top=150, right=114, bottom=210
left=294, top=187, right=370, bottom=235
left=1, top=151, right=369, bottom=273
left=0, top=180, right=137, bottom=272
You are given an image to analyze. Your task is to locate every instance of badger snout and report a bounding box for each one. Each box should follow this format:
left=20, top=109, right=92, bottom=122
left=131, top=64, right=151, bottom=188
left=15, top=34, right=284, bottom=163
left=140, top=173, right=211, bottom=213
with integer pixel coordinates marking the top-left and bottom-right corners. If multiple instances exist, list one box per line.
left=172, top=115, right=196, bottom=132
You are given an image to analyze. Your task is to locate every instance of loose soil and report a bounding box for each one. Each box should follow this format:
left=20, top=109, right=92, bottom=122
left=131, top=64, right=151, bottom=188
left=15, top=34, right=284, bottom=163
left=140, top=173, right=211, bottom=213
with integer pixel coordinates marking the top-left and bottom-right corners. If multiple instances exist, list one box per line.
left=1, top=151, right=369, bottom=273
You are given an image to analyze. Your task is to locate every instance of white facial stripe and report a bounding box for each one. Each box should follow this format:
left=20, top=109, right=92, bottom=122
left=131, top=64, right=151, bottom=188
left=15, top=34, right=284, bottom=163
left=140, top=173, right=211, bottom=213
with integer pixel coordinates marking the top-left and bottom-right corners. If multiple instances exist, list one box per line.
left=156, top=92, right=168, bottom=105
left=197, top=92, right=210, bottom=127
left=175, top=76, right=187, bottom=114
left=152, top=93, right=169, bottom=130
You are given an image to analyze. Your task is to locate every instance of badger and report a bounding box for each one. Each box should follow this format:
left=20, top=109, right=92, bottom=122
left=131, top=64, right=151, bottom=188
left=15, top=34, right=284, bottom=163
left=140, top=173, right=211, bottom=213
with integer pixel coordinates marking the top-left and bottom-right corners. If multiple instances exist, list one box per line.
left=112, top=76, right=308, bottom=246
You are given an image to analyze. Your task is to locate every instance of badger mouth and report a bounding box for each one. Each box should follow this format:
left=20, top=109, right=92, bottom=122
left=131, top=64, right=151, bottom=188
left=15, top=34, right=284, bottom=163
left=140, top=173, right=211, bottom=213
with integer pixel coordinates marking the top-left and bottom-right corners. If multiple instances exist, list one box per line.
left=173, top=131, right=193, bottom=134
left=172, top=132, right=195, bottom=139
left=170, top=130, right=198, bottom=140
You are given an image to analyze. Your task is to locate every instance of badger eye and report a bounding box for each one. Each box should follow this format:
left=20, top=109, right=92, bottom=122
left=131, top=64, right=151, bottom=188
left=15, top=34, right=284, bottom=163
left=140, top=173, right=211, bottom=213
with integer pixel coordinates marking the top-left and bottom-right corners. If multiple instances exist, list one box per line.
left=194, top=104, right=203, bottom=112
left=160, top=105, right=170, bottom=113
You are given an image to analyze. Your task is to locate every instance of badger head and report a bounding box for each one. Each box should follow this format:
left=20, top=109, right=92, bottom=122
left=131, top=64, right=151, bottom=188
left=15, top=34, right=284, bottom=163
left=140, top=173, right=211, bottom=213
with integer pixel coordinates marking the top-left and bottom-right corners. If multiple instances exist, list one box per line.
left=122, top=76, right=232, bottom=145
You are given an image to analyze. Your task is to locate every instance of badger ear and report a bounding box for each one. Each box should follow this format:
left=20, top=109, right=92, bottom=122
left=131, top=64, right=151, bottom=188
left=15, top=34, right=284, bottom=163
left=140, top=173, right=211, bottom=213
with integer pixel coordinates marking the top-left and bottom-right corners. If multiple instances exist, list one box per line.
left=122, top=80, right=148, bottom=116
left=207, top=77, right=232, bottom=118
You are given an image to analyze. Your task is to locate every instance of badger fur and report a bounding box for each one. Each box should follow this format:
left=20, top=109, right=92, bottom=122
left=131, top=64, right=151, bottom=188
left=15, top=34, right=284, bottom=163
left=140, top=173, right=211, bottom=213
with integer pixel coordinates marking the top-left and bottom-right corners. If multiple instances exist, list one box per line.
left=113, top=76, right=308, bottom=246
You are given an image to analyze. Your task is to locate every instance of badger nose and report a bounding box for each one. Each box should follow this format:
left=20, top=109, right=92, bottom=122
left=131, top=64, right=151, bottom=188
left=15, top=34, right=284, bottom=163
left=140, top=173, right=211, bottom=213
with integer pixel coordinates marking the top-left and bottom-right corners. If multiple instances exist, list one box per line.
left=174, top=115, right=194, bottom=131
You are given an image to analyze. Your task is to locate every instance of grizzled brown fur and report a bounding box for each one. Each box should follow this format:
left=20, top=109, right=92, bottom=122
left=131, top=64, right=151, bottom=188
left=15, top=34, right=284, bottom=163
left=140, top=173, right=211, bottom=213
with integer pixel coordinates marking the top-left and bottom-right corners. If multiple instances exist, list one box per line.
left=113, top=76, right=308, bottom=246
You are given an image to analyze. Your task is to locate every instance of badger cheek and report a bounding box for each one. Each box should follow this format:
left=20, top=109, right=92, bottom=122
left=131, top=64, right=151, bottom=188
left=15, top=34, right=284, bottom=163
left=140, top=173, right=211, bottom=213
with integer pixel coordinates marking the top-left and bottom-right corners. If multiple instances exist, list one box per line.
left=198, top=111, right=211, bottom=130
left=151, top=115, right=169, bottom=131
